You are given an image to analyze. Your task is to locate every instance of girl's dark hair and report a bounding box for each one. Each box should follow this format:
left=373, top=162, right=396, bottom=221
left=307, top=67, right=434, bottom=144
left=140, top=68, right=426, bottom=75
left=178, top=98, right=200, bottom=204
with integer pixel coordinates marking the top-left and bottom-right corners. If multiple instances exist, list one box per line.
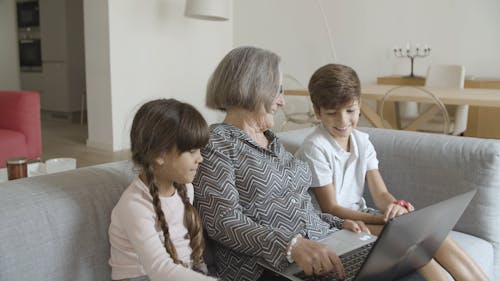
left=130, top=98, right=209, bottom=267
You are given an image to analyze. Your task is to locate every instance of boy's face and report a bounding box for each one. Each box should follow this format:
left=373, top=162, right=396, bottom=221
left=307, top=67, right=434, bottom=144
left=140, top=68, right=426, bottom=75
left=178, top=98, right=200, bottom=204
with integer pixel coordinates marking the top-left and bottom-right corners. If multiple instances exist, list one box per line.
left=314, top=99, right=361, bottom=140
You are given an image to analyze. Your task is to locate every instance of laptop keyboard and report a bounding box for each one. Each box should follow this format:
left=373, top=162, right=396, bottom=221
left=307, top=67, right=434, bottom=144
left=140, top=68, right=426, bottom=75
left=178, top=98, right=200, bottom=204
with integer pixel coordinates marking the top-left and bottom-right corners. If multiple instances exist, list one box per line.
left=292, top=241, right=375, bottom=281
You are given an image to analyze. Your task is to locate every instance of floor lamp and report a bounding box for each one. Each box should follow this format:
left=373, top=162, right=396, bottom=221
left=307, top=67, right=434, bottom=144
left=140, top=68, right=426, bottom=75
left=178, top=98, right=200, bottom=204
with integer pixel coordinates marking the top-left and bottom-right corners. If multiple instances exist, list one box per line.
left=279, top=0, right=337, bottom=131
left=315, top=0, right=337, bottom=62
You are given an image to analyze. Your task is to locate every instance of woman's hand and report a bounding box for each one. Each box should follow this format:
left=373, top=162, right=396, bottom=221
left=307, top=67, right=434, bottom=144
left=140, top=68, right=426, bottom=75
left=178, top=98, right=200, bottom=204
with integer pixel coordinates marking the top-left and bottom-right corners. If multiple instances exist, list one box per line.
left=384, top=201, right=414, bottom=221
left=291, top=237, right=345, bottom=279
left=342, top=219, right=371, bottom=234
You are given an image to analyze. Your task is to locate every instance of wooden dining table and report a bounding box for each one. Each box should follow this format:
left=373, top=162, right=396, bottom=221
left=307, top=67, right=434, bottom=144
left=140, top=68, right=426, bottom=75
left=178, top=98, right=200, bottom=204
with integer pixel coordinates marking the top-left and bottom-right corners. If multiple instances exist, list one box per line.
left=361, top=84, right=500, bottom=130
left=285, top=83, right=500, bottom=134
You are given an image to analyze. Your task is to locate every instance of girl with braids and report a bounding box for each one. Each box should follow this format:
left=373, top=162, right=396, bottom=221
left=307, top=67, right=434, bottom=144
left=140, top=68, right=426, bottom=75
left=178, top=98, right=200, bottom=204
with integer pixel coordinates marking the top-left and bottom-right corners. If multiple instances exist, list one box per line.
left=109, top=99, right=217, bottom=281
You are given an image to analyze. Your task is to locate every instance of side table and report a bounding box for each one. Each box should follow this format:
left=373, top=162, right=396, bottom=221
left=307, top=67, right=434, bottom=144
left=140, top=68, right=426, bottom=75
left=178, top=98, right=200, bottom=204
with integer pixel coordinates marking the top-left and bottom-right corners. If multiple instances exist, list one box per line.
left=0, top=162, right=46, bottom=183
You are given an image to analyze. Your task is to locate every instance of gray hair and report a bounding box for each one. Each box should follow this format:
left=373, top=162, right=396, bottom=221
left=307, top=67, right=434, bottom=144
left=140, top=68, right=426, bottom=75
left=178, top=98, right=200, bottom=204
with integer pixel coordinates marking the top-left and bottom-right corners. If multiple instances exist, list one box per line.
left=206, top=46, right=281, bottom=112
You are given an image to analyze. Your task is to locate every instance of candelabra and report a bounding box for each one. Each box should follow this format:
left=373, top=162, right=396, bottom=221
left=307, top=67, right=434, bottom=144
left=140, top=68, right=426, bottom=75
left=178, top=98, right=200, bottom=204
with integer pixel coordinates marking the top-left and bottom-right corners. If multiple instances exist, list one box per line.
left=393, top=44, right=431, bottom=77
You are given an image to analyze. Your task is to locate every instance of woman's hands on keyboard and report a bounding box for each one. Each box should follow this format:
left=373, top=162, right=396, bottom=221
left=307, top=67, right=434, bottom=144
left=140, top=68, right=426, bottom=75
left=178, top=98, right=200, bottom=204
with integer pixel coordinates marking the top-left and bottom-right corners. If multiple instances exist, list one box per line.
left=291, top=237, right=345, bottom=279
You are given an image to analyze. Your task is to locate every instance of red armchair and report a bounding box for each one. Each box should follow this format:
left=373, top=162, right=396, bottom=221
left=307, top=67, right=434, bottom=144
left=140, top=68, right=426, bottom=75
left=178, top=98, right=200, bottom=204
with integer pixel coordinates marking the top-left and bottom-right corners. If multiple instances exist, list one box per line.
left=0, top=91, right=42, bottom=168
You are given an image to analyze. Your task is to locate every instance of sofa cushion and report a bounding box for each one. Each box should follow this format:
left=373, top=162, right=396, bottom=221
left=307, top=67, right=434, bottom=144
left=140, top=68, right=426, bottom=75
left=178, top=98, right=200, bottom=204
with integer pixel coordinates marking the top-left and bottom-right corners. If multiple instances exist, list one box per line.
left=450, top=231, right=494, bottom=278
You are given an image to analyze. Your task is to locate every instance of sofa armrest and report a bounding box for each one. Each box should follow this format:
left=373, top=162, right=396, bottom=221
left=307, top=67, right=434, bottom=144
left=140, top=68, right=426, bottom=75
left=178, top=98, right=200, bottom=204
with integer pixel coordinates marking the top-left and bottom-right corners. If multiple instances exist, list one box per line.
left=0, top=91, right=42, bottom=159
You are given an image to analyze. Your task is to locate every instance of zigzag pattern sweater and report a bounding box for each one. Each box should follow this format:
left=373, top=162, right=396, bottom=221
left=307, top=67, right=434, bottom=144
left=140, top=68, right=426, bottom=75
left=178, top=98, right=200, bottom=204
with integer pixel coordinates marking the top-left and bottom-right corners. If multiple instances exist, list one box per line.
left=193, top=123, right=343, bottom=281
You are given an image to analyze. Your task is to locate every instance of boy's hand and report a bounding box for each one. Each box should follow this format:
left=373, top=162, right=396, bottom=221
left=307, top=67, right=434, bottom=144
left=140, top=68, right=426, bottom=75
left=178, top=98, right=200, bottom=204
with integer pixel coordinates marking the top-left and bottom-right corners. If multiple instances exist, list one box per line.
left=384, top=201, right=414, bottom=221
left=342, top=219, right=371, bottom=234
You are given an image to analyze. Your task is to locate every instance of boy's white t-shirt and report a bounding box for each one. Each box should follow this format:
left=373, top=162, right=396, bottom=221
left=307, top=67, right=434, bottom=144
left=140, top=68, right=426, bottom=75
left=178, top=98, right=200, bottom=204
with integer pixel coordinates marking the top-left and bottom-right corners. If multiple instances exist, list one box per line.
left=295, top=125, right=379, bottom=211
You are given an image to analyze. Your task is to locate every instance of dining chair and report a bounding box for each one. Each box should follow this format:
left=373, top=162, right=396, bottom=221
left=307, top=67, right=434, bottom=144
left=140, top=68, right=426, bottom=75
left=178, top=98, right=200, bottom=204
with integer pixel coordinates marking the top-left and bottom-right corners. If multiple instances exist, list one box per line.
left=421, top=64, right=466, bottom=135
left=279, top=74, right=320, bottom=132
left=395, top=64, right=466, bottom=135
left=378, top=86, right=451, bottom=134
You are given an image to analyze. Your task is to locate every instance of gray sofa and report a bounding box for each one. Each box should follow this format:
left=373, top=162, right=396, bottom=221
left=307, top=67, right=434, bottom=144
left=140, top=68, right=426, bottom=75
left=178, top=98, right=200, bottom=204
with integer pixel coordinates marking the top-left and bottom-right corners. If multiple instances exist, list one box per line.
left=0, top=161, right=134, bottom=281
left=277, top=127, right=499, bottom=280
left=0, top=127, right=498, bottom=280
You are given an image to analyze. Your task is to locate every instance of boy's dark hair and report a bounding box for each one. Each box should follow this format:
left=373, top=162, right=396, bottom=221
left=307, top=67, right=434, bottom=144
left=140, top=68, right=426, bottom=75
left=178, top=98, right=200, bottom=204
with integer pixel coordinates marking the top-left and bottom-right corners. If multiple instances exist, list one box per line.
left=308, top=64, right=361, bottom=110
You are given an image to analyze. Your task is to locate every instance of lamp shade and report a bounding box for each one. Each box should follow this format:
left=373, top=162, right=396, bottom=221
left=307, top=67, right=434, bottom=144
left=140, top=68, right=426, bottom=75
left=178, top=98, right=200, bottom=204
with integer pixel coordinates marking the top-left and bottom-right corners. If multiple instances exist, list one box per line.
left=185, top=0, right=230, bottom=21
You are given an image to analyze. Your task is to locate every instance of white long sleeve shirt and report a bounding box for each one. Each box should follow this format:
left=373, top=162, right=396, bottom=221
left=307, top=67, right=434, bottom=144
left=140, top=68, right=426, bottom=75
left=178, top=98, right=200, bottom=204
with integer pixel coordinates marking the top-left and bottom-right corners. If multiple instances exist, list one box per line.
left=109, top=177, right=216, bottom=281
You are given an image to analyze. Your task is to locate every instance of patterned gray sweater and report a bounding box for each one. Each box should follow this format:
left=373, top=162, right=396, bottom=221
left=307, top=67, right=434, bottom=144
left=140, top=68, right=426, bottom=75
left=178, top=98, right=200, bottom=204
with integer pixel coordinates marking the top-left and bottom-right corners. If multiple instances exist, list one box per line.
left=193, top=123, right=343, bottom=281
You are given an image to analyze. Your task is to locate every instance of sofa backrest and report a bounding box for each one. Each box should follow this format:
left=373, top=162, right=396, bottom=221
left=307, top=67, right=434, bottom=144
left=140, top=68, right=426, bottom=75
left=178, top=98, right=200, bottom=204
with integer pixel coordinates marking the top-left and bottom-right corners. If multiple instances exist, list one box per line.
left=0, top=161, right=134, bottom=281
left=360, top=127, right=500, bottom=235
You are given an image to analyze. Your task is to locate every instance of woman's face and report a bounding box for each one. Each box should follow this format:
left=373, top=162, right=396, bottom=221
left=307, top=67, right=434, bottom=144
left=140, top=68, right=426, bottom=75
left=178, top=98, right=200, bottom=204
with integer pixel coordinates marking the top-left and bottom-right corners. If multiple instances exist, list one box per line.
left=254, top=73, right=285, bottom=131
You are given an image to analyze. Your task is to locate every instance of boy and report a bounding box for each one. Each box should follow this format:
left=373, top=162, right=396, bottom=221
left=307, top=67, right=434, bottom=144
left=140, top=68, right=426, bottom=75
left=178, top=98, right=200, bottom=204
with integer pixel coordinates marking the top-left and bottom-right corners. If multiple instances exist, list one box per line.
left=295, top=64, right=411, bottom=231
left=295, top=63, right=489, bottom=281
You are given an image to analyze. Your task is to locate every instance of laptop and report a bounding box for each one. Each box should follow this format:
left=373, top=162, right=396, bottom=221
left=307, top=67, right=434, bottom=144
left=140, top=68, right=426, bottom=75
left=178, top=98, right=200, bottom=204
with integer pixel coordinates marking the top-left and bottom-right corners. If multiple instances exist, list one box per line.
left=263, top=190, right=477, bottom=281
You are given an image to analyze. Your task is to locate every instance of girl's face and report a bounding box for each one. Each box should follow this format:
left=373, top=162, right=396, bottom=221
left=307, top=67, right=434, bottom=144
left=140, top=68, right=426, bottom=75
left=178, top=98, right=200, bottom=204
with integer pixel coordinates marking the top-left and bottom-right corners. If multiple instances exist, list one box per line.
left=155, top=147, right=203, bottom=186
left=315, top=99, right=361, bottom=141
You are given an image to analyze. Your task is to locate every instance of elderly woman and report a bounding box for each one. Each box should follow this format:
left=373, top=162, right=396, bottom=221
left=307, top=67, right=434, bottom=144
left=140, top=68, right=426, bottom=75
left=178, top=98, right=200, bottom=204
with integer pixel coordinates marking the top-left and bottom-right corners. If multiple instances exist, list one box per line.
left=192, top=46, right=365, bottom=281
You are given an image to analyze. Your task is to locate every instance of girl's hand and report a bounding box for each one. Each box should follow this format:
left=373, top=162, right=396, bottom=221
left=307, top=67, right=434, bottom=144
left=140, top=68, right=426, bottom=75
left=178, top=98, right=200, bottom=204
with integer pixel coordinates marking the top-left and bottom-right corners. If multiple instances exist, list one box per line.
left=384, top=201, right=414, bottom=221
left=342, top=219, right=371, bottom=234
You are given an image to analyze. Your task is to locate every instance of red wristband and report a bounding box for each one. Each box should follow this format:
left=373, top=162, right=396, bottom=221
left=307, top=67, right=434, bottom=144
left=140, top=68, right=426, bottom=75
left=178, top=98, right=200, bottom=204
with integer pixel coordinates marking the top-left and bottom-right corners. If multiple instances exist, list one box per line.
left=394, top=200, right=410, bottom=210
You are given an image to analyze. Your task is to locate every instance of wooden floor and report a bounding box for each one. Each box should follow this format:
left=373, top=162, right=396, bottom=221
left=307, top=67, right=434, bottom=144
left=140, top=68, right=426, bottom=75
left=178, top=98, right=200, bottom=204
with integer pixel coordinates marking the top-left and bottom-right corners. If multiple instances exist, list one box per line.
left=41, top=119, right=130, bottom=168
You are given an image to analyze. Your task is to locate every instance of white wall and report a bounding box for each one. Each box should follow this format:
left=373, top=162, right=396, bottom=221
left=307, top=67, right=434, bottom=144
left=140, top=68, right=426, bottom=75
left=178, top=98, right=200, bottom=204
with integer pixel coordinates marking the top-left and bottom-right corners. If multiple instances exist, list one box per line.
left=0, top=0, right=21, bottom=90
left=83, top=0, right=113, bottom=150
left=234, top=0, right=500, bottom=86
left=84, top=0, right=232, bottom=151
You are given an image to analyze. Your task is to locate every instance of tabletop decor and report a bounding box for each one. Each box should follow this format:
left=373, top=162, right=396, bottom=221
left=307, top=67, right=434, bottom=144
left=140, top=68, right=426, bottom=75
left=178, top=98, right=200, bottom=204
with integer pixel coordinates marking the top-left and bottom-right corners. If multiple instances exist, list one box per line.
left=393, top=43, right=431, bottom=77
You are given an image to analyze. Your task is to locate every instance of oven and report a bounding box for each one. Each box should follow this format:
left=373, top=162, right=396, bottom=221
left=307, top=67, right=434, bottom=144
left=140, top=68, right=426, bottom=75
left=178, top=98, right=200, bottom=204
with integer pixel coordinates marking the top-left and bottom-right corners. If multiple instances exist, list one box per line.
left=19, top=38, right=42, bottom=72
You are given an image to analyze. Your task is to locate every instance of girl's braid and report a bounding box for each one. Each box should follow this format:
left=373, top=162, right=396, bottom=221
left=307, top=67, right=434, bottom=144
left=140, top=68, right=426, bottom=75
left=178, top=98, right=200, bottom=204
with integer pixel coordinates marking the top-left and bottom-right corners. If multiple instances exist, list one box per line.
left=176, top=183, right=205, bottom=266
left=145, top=166, right=186, bottom=266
